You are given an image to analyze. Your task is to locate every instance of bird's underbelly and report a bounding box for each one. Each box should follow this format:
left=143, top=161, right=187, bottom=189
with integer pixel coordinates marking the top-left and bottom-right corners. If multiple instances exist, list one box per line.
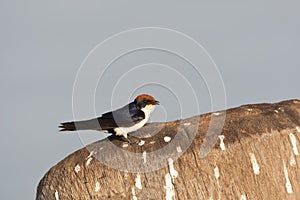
left=114, top=118, right=148, bottom=138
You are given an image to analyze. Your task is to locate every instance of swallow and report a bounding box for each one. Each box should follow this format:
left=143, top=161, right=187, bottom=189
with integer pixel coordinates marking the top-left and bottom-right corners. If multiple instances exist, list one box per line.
left=59, top=94, right=159, bottom=141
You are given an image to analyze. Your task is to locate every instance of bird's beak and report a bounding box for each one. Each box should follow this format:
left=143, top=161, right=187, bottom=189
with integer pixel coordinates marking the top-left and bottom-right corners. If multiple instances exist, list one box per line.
left=154, top=100, right=160, bottom=105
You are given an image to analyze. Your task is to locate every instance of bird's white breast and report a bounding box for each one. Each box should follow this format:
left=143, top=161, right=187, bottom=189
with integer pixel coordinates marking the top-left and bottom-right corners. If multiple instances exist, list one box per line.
left=114, top=104, right=155, bottom=138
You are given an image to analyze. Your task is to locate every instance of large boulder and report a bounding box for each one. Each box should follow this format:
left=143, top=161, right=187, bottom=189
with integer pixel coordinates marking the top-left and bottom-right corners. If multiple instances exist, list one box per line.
left=36, top=100, right=300, bottom=200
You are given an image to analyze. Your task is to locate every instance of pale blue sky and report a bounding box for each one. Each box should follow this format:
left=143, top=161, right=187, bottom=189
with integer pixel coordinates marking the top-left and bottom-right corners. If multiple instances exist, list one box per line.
left=1, top=1, right=300, bottom=199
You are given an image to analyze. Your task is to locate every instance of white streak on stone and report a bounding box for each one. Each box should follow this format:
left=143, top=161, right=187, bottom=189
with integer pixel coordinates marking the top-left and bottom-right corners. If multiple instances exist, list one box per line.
left=142, top=151, right=147, bottom=163
left=290, top=153, right=296, bottom=166
left=131, top=187, right=138, bottom=200
left=289, top=132, right=299, bottom=155
left=86, top=151, right=96, bottom=166
left=214, top=166, right=220, bottom=180
left=165, top=173, right=175, bottom=200
left=95, top=181, right=100, bottom=192
left=176, top=146, right=182, bottom=153
left=167, top=158, right=178, bottom=182
left=55, top=190, right=59, bottom=200
left=74, top=164, right=81, bottom=173
left=218, top=135, right=226, bottom=150
left=122, top=143, right=129, bottom=148
left=86, top=157, right=93, bottom=166
left=183, top=122, right=191, bottom=126
left=213, top=112, right=220, bottom=116
left=87, top=151, right=96, bottom=158
left=214, top=166, right=221, bottom=200
left=283, top=160, right=293, bottom=194
left=138, top=140, right=145, bottom=146
left=135, top=174, right=142, bottom=190
left=296, top=126, right=300, bottom=133
left=274, top=110, right=279, bottom=113
left=164, top=136, right=171, bottom=142
left=240, top=194, right=247, bottom=200
left=247, top=108, right=253, bottom=112
left=249, top=153, right=260, bottom=175
left=150, top=141, right=156, bottom=144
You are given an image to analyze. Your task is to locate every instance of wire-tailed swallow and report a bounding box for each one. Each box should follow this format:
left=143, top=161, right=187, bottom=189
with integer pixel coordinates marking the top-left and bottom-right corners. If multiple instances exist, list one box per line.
left=59, top=94, right=159, bottom=140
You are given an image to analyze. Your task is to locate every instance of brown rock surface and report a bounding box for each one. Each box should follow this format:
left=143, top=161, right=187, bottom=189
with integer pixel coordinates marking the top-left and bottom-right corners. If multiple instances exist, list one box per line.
left=36, top=99, right=300, bottom=200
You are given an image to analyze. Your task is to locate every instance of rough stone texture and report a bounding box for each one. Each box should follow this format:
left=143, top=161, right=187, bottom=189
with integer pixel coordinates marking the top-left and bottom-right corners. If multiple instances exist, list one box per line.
left=36, top=99, right=300, bottom=200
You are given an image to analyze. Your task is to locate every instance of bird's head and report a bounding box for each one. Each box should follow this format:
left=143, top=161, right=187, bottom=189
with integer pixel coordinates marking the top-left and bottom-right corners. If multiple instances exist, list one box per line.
left=134, top=94, right=159, bottom=109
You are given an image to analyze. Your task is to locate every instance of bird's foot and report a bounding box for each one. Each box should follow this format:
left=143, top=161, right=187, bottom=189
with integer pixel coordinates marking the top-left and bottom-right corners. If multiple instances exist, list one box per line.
left=124, top=137, right=134, bottom=144
left=109, top=134, right=139, bottom=145
left=116, top=135, right=136, bottom=145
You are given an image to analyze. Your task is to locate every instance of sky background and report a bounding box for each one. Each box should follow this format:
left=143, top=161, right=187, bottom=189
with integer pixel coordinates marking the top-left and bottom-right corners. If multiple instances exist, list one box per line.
left=1, top=1, right=300, bottom=199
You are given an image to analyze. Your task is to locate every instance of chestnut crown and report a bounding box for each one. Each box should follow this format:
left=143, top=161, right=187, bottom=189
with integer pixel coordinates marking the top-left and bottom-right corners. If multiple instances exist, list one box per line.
left=134, top=94, right=159, bottom=108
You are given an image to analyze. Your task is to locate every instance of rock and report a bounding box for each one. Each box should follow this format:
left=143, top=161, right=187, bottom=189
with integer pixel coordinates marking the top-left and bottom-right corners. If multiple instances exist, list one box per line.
left=36, top=99, right=300, bottom=199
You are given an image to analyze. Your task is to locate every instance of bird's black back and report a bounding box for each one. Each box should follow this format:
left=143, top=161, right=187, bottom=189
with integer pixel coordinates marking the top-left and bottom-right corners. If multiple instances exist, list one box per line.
left=100, top=102, right=145, bottom=128
left=59, top=102, right=145, bottom=132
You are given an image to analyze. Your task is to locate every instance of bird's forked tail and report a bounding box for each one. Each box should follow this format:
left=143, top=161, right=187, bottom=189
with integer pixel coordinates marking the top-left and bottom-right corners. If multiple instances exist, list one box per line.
left=59, top=121, right=76, bottom=131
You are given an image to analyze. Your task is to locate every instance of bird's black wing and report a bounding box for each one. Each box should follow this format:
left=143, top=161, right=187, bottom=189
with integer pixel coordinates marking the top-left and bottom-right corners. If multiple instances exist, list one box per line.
left=100, top=102, right=145, bottom=128
left=59, top=102, right=145, bottom=132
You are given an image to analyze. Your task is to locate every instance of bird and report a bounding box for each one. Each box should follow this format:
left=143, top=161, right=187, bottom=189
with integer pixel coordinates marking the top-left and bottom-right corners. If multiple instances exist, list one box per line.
left=59, top=94, right=159, bottom=142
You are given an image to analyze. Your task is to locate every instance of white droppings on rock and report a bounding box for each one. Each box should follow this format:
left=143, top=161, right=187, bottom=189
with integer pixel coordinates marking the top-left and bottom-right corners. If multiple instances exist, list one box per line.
left=132, top=187, right=138, bottom=200
left=87, top=151, right=96, bottom=158
left=214, top=166, right=220, bottom=180
left=122, top=143, right=129, bottom=148
left=274, top=110, right=279, bottom=113
left=86, top=157, right=93, bottom=166
left=247, top=108, right=253, bottom=112
left=164, top=136, right=172, bottom=142
left=218, top=135, right=226, bottom=150
left=86, top=151, right=96, bottom=166
left=296, top=126, right=300, bottom=133
left=183, top=122, right=191, bottom=126
left=150, top=141, right=156, bottom=144
left=138, top=140, right=145, bottom=146
left=55, top=190, right=59, bottom=200
left=176, top=146, right=182, bottom=153
left=240, top=194, right=247, bottom=200
left=167, top=158, right=178, bottom=182
left=214, top=166, right=221, bottom=200
left=290, top=153, right=296, bottom=166
left=164, top=173, right=175, bottom=200
left=249, top=153, right=260, bottom=175
left=144, top=134, right=152, bottom=138
left=135, top=174, right=142, bottom=190
left=124, top=172, right=129, bottom=179
left=213, top=112, right=221, bottom=116
left=283, top=160, right=293, bottom=194
left=289, top=132, right=299, bottom=156
left=74, top=164, right=81, bottom=173
left=142, top=151, right=147, bottom=163
left=95, top=181, right=100, bottom=192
